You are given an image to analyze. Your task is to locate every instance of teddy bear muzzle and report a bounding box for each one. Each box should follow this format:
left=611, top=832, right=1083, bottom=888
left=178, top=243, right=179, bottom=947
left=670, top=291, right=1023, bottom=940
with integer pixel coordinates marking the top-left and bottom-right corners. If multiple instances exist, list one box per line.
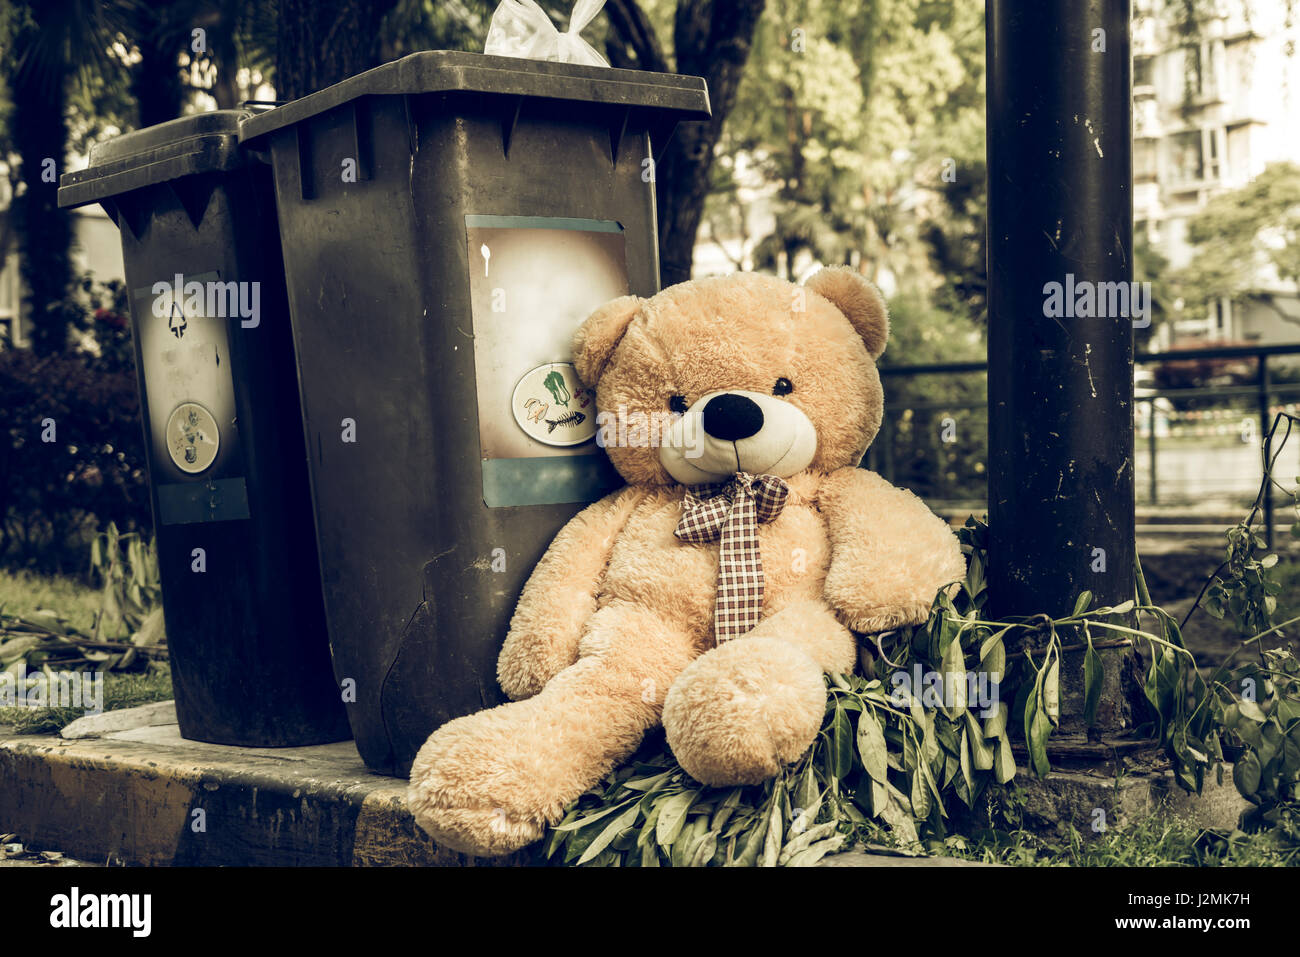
left=659, top=389, right=819, bottom=484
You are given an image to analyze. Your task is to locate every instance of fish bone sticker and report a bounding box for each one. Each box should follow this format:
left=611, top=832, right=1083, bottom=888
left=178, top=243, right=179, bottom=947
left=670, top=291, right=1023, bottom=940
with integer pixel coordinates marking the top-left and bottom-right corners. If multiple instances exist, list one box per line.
left=546, top=410, right=586, bottom=433
left=512, top=363, right=597, bottom=447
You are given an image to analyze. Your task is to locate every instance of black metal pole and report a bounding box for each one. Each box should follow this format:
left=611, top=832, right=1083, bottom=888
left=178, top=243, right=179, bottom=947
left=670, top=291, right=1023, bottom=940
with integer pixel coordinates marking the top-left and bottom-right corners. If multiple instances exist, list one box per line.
left=986, top=1, right=1135, bottom=619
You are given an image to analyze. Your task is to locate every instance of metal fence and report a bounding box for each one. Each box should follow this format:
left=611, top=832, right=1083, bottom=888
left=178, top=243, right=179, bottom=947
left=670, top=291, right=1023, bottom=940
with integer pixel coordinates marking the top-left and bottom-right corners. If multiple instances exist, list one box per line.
left=864, top=343, right=1300, bottom=539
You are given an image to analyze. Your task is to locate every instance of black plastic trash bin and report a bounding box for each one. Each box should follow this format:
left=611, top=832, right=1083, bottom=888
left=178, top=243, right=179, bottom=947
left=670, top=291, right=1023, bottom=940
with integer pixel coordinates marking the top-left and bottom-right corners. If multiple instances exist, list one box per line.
left=239, top=52, right=710, bottom=774
left=58, top=111, right=352, bottom=747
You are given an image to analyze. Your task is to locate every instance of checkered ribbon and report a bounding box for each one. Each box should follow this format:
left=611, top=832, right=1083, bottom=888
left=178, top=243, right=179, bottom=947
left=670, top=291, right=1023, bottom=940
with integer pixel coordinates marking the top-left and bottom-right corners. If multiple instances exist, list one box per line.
left=674, top=471, right=789, bottom=643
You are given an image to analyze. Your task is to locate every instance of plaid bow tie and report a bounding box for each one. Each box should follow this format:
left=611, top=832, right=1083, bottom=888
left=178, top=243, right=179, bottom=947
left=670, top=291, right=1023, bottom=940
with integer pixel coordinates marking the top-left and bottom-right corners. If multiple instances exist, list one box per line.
left=674, top=471, right=790, bottom=643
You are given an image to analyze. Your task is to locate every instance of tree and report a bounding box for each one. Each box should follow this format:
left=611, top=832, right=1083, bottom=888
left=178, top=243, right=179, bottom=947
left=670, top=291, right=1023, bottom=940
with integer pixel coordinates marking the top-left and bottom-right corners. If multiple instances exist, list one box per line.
left=1176, top=162, right=1300, bottom=326
left=702, top=0, right=985, bottom=299
left=127, top=4, right=189, bottom=126
left=0, top=0, right=115, bottom=354
left=711, top=0, right=871, bottom=277
left=603, top=0, right=767, bottom=285
left=275, top=0, right=404, bottom=100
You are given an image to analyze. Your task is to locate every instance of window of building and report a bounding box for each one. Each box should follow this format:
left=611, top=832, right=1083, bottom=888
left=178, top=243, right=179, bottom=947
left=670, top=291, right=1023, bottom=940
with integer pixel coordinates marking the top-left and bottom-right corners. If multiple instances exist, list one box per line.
left=1206, top=127, right=1222, bottom=179
left=1226, top=123, right=1252, bottom=183
left=1134, top=56, right=1155, bottom=89
left=1135, top=138, right=1158, bottom=180
left=1184, top=44, right=1204, bottom=96
left=1170, top=130, right=1205, bottom=182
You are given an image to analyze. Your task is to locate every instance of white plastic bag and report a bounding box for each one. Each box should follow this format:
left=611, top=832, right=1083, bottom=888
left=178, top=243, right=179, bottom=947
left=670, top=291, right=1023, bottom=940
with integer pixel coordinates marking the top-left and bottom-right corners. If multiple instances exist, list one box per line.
left=484, top=0, right=610, bottom=68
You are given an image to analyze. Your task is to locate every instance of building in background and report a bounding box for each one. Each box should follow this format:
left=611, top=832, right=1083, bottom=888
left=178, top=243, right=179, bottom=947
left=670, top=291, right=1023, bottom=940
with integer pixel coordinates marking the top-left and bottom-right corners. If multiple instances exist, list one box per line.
left=0, top=179, right=125, bottom=348
left=1133, top=0, right=1300, bottom=347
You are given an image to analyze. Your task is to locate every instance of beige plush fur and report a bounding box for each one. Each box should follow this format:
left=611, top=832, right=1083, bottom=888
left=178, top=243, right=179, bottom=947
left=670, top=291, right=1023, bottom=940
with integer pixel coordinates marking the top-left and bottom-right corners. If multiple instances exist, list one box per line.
left=407, top=267, right=966, bottom=857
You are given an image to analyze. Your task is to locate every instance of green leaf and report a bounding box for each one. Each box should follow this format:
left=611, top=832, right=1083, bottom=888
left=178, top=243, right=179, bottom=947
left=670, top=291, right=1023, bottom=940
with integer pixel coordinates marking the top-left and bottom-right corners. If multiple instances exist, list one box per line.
left=870, top=776, right=887, bottom=816
left=880, top=782, right=919, bottom=844
left=910, top=765, right=931, bottom=820
left=965, top=710, right=994, bottom=770
left=1073, top=590, right=1093, bottom=616
left=778, top=821, right=839, bottom=865
left=920, top=710, right=941, bottom=766
left=1238, top=698, right=1267, bottom=723
left=1233, top=751, right=1262, bottom=798
left=760, top=791, right=784, bottom=867
left=979, top=633, right=1006, bottom=684
left=728, top=808, right=769, bottom=868
left=941, top=631, right=967, bottom=718
left=640, top=840, right=660, bottom=867
left=856, top=708, right=889, bottom=784
left=711, top=789, right=743, bottom=834
left=1043, top=648, right=1060, bottom=727
left=830, top=706, right=855, bottom=779
left=655, top=791, right=698, bottom=848
left=994, top=733, right=1016, bottom=784
left=551, top=796, right=637, bottom=832
left=672, top=816, right=709, bottom=868
left=958, top=725, right=974, bottom=794
left=784, top=835, right=846, bottom=868
left=576, top=801, right=642, bottom=865
left=1029, top=707, right=1052, bottom=778
left=687, top=830, right=720, bottom=868
left=622, top=770, right=673, bottom=792
left=1083, top=634, right=1104, bottom=729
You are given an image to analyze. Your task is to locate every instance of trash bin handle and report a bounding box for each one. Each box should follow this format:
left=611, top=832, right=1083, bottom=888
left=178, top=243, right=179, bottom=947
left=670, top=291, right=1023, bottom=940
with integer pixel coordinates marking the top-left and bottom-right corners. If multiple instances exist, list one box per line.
left=240, top=99, right=288, bottom=113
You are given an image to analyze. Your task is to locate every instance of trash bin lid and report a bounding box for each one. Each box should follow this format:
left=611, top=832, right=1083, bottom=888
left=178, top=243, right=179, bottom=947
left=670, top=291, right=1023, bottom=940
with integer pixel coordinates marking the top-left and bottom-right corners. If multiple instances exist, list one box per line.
left=59, top=110, right=257, bottom=209
left=239, top=51, right=710, bottom=147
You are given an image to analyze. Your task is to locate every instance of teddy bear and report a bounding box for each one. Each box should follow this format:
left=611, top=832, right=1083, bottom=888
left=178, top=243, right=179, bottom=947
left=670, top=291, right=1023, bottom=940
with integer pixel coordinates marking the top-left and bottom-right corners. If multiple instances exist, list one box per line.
left=407, top=267, right=966, bottom=857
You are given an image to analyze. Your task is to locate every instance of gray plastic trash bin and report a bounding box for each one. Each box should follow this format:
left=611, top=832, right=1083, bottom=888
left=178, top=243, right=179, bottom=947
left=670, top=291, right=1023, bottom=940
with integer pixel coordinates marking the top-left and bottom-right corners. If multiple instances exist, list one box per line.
left=58, top=110, right=351, bottom=747
left=239, top=52, right=710, bottom=774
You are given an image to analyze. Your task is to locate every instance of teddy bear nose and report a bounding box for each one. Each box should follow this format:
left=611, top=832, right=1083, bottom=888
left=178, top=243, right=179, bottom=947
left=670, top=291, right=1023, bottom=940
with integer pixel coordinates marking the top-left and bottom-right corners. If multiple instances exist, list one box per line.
left=702, top=393, right=764, bottom=441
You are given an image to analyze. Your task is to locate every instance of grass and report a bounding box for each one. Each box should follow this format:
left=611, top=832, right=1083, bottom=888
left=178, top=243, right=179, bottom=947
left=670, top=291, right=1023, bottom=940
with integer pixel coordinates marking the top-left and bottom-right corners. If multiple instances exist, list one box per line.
left=0, top=568, right=101, bottom=635
left=0, top=667, right=173, bottom=734
left=943, top=810, right=1300, bottom=866
left=1, top=567, right=172, bottom=734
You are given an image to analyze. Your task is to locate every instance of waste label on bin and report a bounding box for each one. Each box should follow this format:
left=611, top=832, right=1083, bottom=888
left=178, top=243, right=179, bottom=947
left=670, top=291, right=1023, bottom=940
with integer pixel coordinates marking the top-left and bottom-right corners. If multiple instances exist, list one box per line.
left=132, top=272, right=250, bottom=525
left=466, top=215, right=627, bottom=508
left=511, top=363, right=597, bottom=446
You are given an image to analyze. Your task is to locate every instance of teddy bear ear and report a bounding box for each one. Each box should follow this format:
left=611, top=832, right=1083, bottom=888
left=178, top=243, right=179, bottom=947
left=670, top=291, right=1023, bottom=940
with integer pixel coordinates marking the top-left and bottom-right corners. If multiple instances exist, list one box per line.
left=572, top=295, right=642, bottom=386
left=804, top=266, right=889, bottom=360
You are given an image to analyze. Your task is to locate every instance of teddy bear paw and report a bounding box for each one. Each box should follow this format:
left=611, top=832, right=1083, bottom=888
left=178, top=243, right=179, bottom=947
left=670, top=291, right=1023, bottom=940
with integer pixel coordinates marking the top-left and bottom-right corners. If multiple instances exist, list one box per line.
left=662, top=635, right=826, bottom=787
left=406, top=718, right=547, bottom=858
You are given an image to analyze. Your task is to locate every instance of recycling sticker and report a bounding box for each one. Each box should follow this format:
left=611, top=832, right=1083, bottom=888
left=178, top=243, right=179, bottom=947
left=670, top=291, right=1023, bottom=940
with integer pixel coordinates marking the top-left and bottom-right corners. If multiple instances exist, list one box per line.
left=165, top=401, right=220, bottom=474
left=511, top=362, right=597, bottom=447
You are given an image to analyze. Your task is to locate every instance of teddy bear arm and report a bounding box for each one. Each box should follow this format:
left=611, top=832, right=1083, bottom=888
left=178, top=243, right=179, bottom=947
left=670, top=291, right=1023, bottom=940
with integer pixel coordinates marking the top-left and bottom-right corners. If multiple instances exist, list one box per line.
left=818, top=467, right=966, bottom=633
left=496, top=486, right=646, bottom=700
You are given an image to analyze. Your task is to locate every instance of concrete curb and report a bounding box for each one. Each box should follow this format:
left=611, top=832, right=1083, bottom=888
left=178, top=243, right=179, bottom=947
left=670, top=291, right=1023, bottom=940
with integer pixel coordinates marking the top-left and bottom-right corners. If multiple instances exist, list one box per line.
left=0, top=720, right=520, bottom=866
left=3, top=707, right=1247, bottom=866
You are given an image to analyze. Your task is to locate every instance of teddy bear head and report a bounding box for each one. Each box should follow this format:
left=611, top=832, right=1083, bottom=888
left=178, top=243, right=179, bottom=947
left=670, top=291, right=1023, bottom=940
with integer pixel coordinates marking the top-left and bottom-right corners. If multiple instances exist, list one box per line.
left=572, top=267, right=889, bottom=487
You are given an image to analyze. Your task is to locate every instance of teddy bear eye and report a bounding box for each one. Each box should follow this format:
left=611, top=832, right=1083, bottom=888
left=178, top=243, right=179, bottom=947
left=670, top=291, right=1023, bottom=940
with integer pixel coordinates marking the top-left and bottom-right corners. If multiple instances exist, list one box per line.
left=773, top=377, right=794, bottom=396
left=669, top=395, right=689, bottom=414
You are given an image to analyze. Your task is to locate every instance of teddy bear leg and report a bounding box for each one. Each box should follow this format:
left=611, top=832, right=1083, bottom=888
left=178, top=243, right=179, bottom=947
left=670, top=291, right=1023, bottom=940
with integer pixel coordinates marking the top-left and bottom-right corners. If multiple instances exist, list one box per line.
left=662, top=601, right=855, bottom=787
left=407, top=604, right=697, bottom=857
left=744, top=599, right=858, bottom=674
